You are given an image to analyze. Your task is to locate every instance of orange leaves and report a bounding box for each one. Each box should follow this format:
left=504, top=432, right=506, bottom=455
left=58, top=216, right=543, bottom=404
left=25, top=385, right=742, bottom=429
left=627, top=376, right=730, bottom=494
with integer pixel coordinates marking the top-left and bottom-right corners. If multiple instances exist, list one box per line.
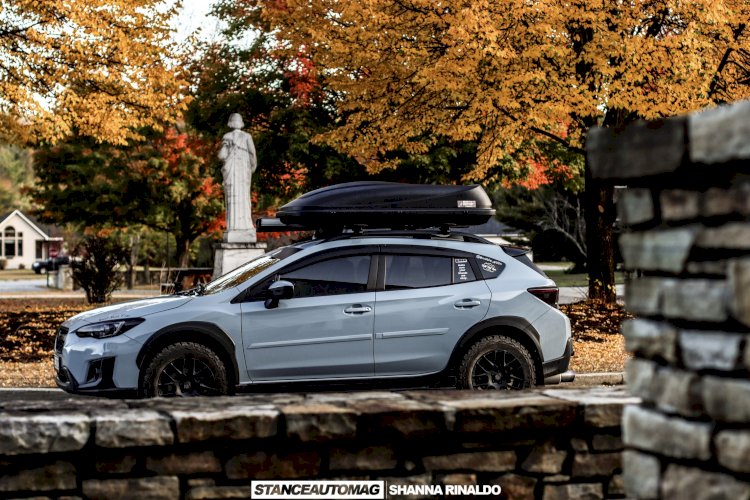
left=0, top=0, right=188, bottom=145
left=258, top=0, right=750, bottom=185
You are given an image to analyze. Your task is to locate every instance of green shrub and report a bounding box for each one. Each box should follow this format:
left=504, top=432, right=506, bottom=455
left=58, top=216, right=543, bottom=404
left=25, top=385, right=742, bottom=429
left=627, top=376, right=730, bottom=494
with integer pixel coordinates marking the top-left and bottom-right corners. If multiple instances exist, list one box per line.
left=71, top=235, right=128, bottom=304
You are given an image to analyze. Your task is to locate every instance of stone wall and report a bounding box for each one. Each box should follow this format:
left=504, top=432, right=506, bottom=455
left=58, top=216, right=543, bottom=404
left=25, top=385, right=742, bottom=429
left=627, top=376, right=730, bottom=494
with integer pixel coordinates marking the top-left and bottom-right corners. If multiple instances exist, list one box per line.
left=588, top=101, right=750, bottom=498
left=0, top=388, right=635, bottom=499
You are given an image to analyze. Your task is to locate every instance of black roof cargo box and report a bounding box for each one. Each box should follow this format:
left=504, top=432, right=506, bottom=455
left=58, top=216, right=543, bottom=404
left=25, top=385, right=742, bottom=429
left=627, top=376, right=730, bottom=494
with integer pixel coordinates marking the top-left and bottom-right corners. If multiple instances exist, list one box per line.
left=258, top=182, right=495, bottom=232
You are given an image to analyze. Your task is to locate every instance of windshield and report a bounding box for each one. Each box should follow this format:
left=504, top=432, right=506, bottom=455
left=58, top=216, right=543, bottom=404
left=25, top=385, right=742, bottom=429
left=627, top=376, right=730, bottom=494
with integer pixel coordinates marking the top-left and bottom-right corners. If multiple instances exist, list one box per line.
left=201, top=246, right=302, bottom=295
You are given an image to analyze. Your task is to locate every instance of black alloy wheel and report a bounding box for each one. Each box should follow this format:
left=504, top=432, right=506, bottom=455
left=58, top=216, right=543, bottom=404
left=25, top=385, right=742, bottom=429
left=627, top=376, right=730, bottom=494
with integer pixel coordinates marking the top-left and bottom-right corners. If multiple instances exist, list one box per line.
left=142, top=342, right=230, bottom=397
left=458, top=335, right=536, bottom=390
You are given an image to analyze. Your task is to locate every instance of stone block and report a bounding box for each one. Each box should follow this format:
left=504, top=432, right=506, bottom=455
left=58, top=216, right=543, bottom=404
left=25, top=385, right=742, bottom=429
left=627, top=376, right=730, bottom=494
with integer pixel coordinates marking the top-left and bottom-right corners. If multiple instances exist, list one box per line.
left=282, top=404, right=357, bottom=442
left=623, top=405, right=711, bottom=460
left=686, top=260, right=728, bottom=276
left=624, top=278, right=665, bottom=316
left=520, top=442, right=566, bottom=474
left=680, top=330, right=742, bottom=371
left=728, top=258, right=750, bottom=327
left=572, top=452, right=621, bottom=478
left=624, top=358, right=658, bottom=402
left=715, top=429, right=750, bottom=473
left=608, top=474, right=625, bottom=496
left=588, top=117, right=686, bottom=181
left=0, top=413, right=89, bottom=455
left=95, top=454, right=137, bottom=474
left=435, top=473, right=476, bottom=485
left=186, top=486, right=254, bottom=500
left=443, top=395, right=577, bottom=433
left=0, top=461, right=76, bottom=492
left=146, top=451, right=222, bottom=475
left=543, top=483, right=603, bottom=500
left=329, top=446, right=397, bottom=471
left=225, top=451, right=321, bottom=479
left=488, top=474, right=535, bottom=499
left=583, top=404, right=626, bottom=429
left=662, top=463, right=750, bottom=500
left=618, top=189, right=655, bottom=225
left=689, top=100, right=750, bottom=164
left=695, top=223, right=750, bottom=250
left=702, top=376, right=750, bottom=423
left=622, top=450, right=660, bottom=499
left=82, top=477, right=180, bottom=500
left=423, top=451, right=516, bottom=472
left=619, top=228, right=697, bottom=273
left=172, top=406, right=278, bottom=443
left=661, top=279, right=728, bottom=322
left=591, top=434, right=623, bottom=451
left=661, top=189, right=700, bottom=222
left=645, top=364, right=702, bottom=417
left=621, top=319, right=677, bottom=363
left=571, top=438, right=588, bottom=452
left=94, top=410, right=173, bottom=448
left=348, top=399, right=448, bottom=436
left=702, top=187, right=735, bottom=217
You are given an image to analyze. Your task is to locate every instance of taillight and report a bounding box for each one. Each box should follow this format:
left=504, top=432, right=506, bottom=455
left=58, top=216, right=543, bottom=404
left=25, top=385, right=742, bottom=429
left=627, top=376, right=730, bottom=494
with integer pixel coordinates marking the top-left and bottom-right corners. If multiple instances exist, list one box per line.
left=528, top=287, right=559, bottom=308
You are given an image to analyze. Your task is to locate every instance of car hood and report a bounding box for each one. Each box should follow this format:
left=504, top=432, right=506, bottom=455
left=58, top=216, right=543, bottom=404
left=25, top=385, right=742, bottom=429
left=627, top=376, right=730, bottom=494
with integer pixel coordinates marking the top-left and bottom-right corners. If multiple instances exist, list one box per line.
left=63, top=295, right=193, bottom=330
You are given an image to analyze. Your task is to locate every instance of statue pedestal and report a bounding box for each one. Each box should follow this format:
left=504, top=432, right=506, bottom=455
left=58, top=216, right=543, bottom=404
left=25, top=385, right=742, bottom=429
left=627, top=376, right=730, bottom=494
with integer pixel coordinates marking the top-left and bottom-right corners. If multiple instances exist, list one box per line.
left=212, top=241, right=267, bottom=279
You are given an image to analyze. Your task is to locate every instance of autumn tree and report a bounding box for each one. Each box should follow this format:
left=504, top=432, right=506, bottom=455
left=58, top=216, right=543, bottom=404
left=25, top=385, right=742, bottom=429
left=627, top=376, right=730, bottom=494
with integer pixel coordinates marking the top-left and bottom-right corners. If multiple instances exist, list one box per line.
left=31, top=129, right=224, bottom=267
left=185, top=0, right=365, bottom=201
left=256, top=0, right=750, bottom=303
left=0, top=0, right=187, bottom=145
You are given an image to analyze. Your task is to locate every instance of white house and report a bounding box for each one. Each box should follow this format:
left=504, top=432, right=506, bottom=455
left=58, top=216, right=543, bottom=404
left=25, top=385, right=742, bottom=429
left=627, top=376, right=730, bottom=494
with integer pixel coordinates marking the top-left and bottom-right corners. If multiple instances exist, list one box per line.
left=0, top=210, right=63, bottom=269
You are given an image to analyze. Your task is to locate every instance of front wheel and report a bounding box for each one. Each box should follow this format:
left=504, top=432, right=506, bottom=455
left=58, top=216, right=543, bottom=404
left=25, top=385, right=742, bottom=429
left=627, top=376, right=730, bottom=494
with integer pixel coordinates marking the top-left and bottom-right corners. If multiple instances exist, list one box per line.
left=141, top=342, right=230, bottom=397
left=458, top=335, right=536, bottom=390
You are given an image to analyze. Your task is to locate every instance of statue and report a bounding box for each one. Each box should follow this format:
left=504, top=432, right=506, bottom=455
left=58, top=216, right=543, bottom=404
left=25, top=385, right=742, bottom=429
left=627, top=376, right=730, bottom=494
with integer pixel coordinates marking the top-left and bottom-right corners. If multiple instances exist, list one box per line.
left=218, top=113, right=257, bottom=242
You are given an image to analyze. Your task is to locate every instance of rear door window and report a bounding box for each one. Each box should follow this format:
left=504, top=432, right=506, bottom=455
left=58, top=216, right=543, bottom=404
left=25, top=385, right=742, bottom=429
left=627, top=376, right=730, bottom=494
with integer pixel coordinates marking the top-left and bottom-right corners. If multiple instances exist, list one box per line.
left=384, top=254, right=476, bottom=290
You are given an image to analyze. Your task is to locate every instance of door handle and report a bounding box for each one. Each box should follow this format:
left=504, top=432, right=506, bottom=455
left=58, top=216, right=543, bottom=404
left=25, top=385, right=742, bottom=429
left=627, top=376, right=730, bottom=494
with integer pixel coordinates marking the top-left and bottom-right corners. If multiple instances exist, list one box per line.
left=454, top=299, right=481, bottom=309
left=344, top=304, right=373, bottom=315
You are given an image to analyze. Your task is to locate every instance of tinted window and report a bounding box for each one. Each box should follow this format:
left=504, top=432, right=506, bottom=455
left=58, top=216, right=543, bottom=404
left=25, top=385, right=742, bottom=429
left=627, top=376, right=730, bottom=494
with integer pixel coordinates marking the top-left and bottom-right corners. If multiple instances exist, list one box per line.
left=281, top=255, right=371, bottom=298
left=384, top=255, right=456, bottom=290
left=476, top=254, right=506, bottom=279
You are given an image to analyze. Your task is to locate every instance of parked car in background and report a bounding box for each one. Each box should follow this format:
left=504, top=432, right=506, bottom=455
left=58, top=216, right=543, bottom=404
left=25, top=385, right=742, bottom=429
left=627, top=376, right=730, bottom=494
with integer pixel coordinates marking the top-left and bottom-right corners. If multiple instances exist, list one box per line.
left=32, top=255, right=70, bottom=274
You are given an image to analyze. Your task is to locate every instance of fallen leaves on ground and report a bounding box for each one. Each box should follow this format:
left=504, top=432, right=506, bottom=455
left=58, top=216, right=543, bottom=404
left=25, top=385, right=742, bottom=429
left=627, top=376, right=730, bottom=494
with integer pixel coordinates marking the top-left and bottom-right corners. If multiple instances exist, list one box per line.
left=0, top=361, right=55, bottom=387
left=561, top=300, right=633, bottom=373
left=0, top=298, right=632, bottom=388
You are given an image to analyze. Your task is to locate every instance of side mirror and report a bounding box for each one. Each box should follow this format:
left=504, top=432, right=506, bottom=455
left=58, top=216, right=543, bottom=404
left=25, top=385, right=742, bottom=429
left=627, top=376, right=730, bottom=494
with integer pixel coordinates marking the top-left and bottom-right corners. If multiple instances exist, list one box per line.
left=264, top=280, right=294, bottom=309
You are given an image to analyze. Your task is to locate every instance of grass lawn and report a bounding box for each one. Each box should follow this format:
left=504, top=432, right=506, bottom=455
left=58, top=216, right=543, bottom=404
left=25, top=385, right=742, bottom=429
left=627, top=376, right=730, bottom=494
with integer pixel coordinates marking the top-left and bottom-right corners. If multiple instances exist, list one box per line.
left=545, top=269, right=626, bottom=288
left=0, top=269, right=38, bottom=281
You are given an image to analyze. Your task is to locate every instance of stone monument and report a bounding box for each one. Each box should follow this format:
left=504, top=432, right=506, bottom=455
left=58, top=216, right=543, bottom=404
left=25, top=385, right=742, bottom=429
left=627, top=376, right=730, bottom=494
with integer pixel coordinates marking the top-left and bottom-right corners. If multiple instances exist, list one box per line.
left=212, top=113, right=266, bottom=278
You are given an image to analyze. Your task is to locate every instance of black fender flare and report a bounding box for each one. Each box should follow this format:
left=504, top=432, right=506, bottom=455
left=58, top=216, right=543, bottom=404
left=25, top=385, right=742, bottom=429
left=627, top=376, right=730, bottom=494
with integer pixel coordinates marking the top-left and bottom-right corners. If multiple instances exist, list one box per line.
left=449, top=316, right=544, bottom=379
left=135, top=321, right=240, bottom=385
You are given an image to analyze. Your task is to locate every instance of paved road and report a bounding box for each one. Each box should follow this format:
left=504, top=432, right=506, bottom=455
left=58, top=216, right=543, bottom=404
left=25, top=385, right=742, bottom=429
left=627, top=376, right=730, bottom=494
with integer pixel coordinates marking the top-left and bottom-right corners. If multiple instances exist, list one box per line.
left=0, top=278, right=48, bottom=292
left=0, top=372, right=623, bottom=402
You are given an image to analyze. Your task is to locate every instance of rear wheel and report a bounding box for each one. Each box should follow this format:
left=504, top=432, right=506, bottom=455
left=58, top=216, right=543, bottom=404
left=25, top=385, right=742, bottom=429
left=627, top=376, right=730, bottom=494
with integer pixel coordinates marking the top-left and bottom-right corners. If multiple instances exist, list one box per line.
left=141, top=342, right=229, bottom=397
left=458, top=335, right=536, bottom=390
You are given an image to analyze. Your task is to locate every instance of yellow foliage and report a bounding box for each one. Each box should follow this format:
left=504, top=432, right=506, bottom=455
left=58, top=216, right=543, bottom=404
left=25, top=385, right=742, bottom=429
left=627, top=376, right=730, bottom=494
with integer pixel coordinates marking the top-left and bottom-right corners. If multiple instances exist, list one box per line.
left=260, top=0, right=750, bottom=180
left=0, top=0, right=188, bottom=145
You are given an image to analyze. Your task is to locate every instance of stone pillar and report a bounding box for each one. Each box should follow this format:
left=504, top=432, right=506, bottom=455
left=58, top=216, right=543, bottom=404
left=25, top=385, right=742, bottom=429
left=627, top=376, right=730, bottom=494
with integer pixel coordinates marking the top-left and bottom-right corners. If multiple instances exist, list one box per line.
left=212, top=241, right=266, bottom=278
left=588, top=101, right=750, bottom=499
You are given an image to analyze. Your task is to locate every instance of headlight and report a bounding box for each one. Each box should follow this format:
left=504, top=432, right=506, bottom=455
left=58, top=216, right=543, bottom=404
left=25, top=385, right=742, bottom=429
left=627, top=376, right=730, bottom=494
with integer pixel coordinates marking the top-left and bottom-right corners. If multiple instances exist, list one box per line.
left=75, top=318, right=145, bottom=339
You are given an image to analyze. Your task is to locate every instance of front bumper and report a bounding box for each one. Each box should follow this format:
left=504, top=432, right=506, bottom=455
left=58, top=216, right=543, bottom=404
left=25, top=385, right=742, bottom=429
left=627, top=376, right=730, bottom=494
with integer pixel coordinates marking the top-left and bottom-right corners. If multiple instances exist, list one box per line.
left=54, top=326, right=143, bottom=396
left=55, top=356, right=137, bottom=397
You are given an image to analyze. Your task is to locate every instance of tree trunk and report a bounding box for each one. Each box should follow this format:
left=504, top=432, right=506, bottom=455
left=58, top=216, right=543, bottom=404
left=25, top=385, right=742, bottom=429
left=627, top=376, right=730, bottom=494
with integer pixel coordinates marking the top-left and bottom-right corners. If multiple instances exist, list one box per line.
left=584, top=162, right=617, bottom=304
left=176, top=237, right=191, bottom=268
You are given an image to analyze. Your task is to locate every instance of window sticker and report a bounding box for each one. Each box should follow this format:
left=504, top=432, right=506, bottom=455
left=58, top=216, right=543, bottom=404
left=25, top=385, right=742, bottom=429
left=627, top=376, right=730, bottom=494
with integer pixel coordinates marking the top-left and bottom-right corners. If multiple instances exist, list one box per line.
left=475, top=255, right=505, bottom=279
left=453, top=258, right=475, bottom=282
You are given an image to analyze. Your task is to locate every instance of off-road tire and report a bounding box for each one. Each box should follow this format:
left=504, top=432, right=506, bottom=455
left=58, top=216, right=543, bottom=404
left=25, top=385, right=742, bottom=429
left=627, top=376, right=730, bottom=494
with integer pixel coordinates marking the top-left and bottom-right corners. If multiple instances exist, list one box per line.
left=141, top=342, right=230, bottom=397
left=458, top=335, right=536, bottom=390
